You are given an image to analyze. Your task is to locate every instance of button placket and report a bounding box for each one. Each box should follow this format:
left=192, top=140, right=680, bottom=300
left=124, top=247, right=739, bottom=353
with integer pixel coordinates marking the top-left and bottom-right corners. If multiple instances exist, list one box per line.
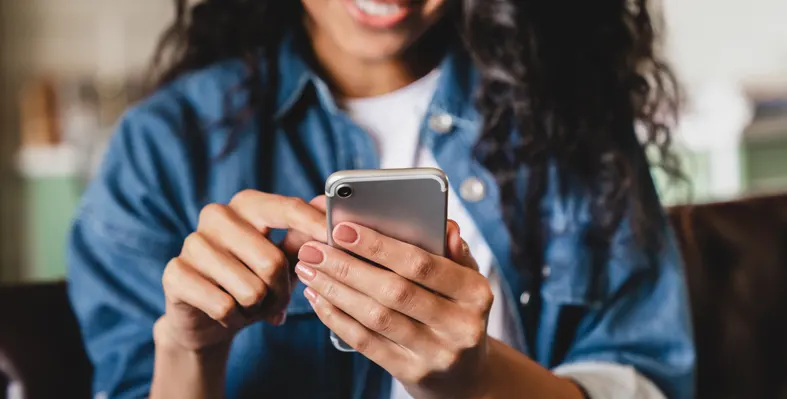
left=460, top=177, right=486, bottom=203
left=541, top=265, right=551, bottom=278
left=519, top=291, right=531, bottom=306
left=428, top=113, right=454, bottom=134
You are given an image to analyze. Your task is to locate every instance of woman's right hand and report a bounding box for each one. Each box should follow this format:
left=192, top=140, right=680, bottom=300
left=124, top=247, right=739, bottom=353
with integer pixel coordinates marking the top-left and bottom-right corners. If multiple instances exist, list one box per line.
left=154, top=191, right=328, bottom=351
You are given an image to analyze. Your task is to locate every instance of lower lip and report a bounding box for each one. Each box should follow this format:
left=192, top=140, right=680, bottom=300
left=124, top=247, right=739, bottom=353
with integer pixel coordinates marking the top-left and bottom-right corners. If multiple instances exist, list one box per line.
left=342, top=0, right=412, bottom=29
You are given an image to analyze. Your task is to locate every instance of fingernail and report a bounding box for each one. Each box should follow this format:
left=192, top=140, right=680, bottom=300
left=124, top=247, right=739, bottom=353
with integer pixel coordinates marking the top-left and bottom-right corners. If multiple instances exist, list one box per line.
left=298, top=245, right=324, bottom=264
left=295, top=263, right=316, bottom=280
left=461, top=239, right=470, bottom=254
left=334, top=224, right=359, bottom=244
left=271, top=311, right=287, bottom=326
left=450, top=220, right=460, bottom=234
left=304, top=287, right=318, bottom=302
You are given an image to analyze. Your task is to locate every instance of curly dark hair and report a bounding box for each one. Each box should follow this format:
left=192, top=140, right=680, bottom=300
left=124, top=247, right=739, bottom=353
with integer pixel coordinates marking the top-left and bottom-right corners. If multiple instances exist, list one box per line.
left=151, top=0, right=681, bottom=289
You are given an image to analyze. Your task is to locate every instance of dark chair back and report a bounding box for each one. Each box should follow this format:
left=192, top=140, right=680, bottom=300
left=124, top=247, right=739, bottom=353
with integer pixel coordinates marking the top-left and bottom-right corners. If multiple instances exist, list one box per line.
left=670, top=194, right=787, bottom=399
left=0, top=282, right=92, bottom=399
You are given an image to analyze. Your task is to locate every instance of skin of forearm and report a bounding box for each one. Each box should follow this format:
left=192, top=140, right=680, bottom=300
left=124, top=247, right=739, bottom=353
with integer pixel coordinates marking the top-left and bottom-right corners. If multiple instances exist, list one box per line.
left=472, top=338, right=585, bottom=399
left=150, top=317, right=231, bottom=399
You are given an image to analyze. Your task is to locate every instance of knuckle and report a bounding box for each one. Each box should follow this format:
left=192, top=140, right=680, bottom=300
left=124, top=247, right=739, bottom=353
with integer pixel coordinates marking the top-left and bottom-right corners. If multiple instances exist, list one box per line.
left=407, top=252, right=435, bottom=281
left=459, top=322, right=486, bottom=349
left=229, top=189, right=257, bottom=208
left=320, top=301, right=334, bottom=318
left=181, top=233, right=202, bottom=252
left=367, top=237, right=386, bottom=259
left=349, top=328, right=374, bottom=353
left=384, top=280, right=415, bottom=309
left=211, top=297, right=236, bottom=321
left=180, top=233, right=208, bottom=262
left=239, top=281, right=267, bottom=307
left=471, top=281, right=495, bottom=312
left=286, top=196, right=307, bottom=213
left=199, top=203, right=229, bottom=227
left=323, top=281, right=338, bottom=300
left=333, top=259, right=352, bottom=281
left=469, top=325, right=486, bottom=347
left=261, top=250, right=288, bottom=272
left=367, top=306, right=394, bottom=333
left=435, top=349, right=461, bottom=372
left=405, top=366, right=431, bottom=386
left=161, top=259, right=182, bottom=292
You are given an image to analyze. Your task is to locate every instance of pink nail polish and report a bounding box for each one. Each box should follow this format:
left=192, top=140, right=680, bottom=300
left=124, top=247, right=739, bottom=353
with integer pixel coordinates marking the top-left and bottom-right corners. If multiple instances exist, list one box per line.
left=449, top=220, right=460, bottom=235
left=298, top=245, right=324, bottom=264
left=304, top=287, right=318, bottom=302
left=295, top=263, right=316, bottom=280
left=333, top=224, right=359, bottom=244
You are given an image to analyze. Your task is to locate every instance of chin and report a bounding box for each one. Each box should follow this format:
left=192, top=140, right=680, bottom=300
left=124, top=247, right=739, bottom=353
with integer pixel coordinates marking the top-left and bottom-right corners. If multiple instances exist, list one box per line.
left=341, top=39, right=411, bottom=62
left=303, top=0, right=447, bottom=62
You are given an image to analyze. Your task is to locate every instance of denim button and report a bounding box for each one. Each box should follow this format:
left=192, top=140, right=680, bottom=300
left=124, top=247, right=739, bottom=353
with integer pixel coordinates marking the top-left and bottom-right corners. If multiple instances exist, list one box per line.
left=520, top=291, right=531, bottom=306
left=542, top=265, right=551, bottom=278
left=429, top=113, right=454, bottom=134
left=460, top=177, right=485, bottom=202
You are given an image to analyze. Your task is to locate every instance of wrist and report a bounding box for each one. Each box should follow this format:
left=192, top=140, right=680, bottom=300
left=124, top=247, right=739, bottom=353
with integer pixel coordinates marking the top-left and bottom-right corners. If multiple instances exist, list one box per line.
left=465, top=340, right=496, bottom=399
left=471, top=338, right=584, bottom=399
left=151, top=317, right=231, bottom=399
left=153, top=316, right=232, bottom=357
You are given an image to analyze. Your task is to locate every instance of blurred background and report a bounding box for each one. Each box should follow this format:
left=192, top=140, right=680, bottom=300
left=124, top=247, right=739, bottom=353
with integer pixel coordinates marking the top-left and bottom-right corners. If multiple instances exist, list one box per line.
left=0, top=0, right=785, bottom=283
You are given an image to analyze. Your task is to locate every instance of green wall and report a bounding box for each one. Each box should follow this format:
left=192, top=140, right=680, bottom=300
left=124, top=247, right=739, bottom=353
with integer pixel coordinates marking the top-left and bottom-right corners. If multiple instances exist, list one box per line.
left=743, top=138, right=787, bottom=192
left=23, top=177, right=82, bottom=281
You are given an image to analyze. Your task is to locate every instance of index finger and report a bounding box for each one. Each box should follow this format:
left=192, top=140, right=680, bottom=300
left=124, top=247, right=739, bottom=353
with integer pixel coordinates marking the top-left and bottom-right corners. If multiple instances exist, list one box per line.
left=281, top=195, right=328, bottom=255
left=229, top=190, right=328, bottom=242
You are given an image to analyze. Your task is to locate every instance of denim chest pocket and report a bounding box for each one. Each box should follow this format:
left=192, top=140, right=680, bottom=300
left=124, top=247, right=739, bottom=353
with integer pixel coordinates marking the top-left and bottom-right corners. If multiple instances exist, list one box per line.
left=540, top=222, right=652, bottom=310
left=541, top=227, right=605, bottom=309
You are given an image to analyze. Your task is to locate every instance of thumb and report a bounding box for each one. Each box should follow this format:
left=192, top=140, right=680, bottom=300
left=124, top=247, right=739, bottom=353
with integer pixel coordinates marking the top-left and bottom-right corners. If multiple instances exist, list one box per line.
left=446, top=220, right=479, bottom=271
left=267, top=195, right=328, bottom=326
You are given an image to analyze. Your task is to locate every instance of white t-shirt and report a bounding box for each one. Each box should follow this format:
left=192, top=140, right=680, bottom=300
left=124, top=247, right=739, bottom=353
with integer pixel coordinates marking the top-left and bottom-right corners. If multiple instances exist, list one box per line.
left=343, top=70, right=665, bottom=399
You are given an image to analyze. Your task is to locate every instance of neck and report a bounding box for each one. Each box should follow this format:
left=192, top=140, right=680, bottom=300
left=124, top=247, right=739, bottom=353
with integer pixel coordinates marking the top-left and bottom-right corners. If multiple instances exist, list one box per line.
left=304, top=20, right=450, bottom=99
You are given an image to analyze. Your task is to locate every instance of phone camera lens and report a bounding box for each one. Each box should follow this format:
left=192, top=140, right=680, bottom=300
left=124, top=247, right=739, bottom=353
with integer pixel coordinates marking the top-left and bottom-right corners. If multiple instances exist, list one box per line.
left=337, top=185, right=353, bottom=198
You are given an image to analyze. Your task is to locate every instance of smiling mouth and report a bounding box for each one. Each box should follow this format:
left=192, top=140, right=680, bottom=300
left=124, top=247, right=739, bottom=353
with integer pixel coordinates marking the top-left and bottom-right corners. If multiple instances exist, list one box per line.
left=353, top=0, right=405, bottom=16
left=343, top=0, right=418, bottom=29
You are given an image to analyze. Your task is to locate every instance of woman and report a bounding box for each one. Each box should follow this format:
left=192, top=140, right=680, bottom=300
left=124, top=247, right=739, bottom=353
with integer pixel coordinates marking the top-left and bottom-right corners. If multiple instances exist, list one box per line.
left=67, top=0, right=695, bottom=398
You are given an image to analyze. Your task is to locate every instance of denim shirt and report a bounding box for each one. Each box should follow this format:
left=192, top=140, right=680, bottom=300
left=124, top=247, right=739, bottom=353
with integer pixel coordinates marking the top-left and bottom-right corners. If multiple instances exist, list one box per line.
left=67, top=34, right=695, bottom=399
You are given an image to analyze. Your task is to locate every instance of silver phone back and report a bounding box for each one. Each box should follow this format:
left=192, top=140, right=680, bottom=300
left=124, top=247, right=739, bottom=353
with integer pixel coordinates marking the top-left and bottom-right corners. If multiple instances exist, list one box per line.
left=326, top=168, right=448, bottom=256
left=325, top=168, right=449, bottom=352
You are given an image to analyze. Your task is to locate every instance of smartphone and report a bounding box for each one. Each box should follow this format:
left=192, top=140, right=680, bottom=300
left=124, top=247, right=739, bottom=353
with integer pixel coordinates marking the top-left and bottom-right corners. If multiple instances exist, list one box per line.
left=325, top=168, right=449, bottom=352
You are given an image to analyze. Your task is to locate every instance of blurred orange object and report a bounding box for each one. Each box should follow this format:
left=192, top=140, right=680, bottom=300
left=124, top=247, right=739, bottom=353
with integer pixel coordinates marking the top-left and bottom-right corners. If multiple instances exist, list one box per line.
left=19, top=77, right=61, bottom=147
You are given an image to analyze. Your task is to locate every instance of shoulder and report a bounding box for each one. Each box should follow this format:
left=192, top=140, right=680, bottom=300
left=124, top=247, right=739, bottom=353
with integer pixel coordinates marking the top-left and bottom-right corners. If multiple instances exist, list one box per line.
left=79, top=59, right=255, bottom=241
left=109, top=58, right=255, bottom=179
left=127, top=58, right=251, bottom=132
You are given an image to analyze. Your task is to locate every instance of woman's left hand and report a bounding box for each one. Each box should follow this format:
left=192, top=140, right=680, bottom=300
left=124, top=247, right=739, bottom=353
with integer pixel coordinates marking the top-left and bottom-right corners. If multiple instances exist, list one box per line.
left=295, top=220, right=494, bottom=399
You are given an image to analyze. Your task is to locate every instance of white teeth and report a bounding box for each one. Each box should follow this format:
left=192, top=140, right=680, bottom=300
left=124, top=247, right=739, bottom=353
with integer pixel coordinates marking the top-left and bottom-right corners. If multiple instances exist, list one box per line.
left=353, top=0, right=402, bottom=16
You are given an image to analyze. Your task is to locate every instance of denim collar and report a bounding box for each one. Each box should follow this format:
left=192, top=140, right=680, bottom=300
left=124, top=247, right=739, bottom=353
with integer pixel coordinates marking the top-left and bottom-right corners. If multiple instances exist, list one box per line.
left=271, top=30, right=481, bottom=133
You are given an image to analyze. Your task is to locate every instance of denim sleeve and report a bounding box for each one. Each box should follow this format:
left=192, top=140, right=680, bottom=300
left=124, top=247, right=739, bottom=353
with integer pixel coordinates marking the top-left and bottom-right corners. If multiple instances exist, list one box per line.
left=67, top=96, right=195, bottom=398
left=557, top=206, right=696, bottom=398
